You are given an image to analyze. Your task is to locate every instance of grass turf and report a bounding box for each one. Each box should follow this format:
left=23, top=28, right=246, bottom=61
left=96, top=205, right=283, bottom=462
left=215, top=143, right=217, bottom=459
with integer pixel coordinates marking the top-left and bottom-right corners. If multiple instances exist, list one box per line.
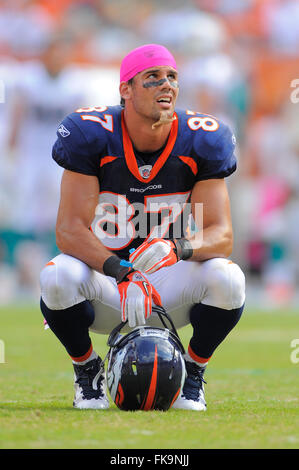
left=0, top=304, right=298, bottom=449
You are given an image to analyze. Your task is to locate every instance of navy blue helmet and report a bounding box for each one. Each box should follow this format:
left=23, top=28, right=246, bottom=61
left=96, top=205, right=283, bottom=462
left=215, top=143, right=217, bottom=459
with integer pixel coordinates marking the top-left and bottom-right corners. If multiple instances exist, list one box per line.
left=106, top=307, right=186, bottom=411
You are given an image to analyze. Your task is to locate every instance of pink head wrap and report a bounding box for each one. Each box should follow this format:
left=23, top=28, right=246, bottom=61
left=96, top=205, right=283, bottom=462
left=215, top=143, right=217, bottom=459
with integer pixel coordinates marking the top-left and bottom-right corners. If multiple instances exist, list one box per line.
left=120, top=44, right=177, bottom=83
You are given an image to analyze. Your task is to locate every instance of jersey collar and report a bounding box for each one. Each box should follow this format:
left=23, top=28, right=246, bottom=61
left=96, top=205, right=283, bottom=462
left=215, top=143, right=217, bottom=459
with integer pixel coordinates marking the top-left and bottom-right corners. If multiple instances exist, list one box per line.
left=121, top=110, right=178, bottom=183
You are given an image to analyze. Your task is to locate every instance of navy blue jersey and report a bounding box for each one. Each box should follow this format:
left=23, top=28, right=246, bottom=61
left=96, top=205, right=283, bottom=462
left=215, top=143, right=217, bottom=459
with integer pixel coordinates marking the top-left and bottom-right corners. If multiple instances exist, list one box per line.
left=52, top=105, right=237, bottom=259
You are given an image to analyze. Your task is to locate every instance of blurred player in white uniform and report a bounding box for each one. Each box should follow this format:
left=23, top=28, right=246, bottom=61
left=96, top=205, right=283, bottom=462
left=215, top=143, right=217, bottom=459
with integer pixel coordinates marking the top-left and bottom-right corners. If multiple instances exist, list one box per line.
left=7, top=35, right=85, bottom=233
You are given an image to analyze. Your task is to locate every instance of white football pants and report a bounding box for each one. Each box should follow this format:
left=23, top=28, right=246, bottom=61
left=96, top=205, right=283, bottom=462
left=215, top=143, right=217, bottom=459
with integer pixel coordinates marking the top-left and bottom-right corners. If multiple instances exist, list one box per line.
left=40, top=253, right=246, bottom=334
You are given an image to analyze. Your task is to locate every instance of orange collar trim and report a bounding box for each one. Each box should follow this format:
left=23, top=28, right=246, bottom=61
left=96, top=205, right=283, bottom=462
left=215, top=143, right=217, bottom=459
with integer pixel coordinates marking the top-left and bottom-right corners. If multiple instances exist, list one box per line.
left=121, top=110, right=178, bottom=183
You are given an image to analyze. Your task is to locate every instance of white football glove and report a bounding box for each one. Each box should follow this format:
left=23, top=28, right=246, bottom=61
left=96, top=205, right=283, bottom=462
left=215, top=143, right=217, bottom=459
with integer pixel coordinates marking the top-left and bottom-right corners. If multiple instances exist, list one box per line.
left=129, top=238, right=178, bottom=274
left=117, top=270, right=162, bottom=327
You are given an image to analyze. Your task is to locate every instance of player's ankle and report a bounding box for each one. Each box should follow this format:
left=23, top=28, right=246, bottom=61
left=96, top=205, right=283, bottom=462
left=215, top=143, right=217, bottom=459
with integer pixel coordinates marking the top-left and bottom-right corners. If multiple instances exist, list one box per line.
left=70, top=345, right=98, bottom=365
left=185, top=346, right=211, bottom=369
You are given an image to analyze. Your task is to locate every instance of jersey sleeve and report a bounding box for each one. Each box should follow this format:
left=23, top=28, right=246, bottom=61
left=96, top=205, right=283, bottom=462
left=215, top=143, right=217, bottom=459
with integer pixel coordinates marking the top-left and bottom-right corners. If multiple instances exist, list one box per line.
left=193, top=122, right=237, bottom=181
left=52, top=114, right=103, bottom=176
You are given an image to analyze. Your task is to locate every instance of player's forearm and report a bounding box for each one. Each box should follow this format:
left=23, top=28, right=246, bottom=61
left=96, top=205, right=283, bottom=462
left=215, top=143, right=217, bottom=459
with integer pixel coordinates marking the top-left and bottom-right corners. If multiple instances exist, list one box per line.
left=56, top=220, right=114, bottom=273
left=184, top=224, right=233, bottom=262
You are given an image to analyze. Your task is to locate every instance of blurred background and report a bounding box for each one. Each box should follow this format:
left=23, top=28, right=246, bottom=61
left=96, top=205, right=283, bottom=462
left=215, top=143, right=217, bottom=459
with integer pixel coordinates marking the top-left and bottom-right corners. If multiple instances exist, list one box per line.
left=0, top=0, right=298, bottom=309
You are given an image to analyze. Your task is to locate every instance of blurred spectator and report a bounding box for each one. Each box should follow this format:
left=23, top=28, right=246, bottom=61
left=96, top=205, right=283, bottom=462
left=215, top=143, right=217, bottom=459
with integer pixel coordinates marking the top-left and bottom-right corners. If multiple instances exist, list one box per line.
left=5, top=33, right=85, bottom=234
left=263, top=0, right=299, bottom=56
left=193, top=0, right=254, bottom=15
left=239, top=97, right=299, bottom=305
left=0, top=240, right=18, bottom=304
left=72, top=0, right=152, bottom=64
left=1, top=34, right=86, bottom=300
left=0, top=57, right=20, bottom=226
left=0, top=0, right=54, bottom=58
left=141, top=5, right=227, bottom=56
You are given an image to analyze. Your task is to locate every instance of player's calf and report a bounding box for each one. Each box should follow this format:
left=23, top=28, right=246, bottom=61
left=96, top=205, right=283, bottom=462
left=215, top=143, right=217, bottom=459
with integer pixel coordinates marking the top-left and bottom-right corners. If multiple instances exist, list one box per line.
left=173, top=258, right=245, bottom=411
left=40, top=255, right=111, bottom=409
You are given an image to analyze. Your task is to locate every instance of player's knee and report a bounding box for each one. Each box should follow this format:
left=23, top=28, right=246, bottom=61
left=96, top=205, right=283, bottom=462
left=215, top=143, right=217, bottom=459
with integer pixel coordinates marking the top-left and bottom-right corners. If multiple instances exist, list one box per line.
left=202, top=258, right=245, bottom=310
left=40, top=255, right=90, bottom=310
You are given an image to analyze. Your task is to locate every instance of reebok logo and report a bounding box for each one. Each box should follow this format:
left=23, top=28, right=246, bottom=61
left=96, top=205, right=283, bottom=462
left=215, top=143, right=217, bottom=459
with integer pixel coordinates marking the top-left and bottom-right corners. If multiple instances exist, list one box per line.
left=58, top=124, right=70, bottom=137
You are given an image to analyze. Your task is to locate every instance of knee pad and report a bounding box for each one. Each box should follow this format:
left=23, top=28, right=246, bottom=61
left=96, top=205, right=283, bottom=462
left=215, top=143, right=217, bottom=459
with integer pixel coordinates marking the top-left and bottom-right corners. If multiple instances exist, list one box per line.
left=40, top=254, right=91, bottom=310
left=201, top=258, right=245, bottom=310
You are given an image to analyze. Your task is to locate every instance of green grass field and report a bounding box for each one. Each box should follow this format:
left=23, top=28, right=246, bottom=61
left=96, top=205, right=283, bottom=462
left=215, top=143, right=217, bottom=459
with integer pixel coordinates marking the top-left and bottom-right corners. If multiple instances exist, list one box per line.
left=0, top=304, right=298, bottom=449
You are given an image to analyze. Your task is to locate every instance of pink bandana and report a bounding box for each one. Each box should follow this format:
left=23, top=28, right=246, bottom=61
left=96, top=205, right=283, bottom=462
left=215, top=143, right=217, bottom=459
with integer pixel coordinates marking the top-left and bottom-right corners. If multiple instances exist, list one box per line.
left=120, top=44, right=177, bottom=83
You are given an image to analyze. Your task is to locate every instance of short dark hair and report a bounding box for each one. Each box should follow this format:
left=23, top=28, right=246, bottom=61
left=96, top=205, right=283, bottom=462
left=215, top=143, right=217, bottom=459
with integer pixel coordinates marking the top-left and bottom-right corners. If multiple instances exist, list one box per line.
left=120, top=78, right=134, bottom=107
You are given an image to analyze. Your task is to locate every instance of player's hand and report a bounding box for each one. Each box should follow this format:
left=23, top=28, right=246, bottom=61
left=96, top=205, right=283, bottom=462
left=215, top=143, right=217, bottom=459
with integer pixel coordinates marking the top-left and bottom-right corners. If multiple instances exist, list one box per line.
left=129, top=238, right=178, bottom=274
left=117, top=269, right=162, bottom=327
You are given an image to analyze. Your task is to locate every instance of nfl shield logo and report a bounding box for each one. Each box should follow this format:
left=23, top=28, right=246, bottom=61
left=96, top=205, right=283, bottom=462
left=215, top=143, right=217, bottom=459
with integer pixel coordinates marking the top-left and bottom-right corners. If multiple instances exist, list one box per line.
left=139, top=165, right=152, bottom=179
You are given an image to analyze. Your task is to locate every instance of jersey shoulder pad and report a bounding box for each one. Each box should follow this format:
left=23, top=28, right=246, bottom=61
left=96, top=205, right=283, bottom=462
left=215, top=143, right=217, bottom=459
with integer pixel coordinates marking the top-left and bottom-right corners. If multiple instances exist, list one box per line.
left=190, top=113, right=234, bottom=157
left=62, top=108, right=111, bottom=148
left=52, top=108, right=113, bottom=175
left=189, top=112, right=237, bottom=180
left=71, top=105, right=120, bottom=137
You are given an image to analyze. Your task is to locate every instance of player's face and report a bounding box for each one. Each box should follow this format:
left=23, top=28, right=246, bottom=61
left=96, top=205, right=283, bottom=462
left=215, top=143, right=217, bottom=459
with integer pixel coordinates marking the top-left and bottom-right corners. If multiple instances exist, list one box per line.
left=130, top=66, right=179, bottom=122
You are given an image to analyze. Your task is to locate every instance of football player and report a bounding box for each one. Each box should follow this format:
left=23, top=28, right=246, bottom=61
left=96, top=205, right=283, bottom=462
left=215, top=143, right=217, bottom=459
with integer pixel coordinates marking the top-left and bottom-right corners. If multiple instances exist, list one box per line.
left=40, top=44, right=245, bottom=411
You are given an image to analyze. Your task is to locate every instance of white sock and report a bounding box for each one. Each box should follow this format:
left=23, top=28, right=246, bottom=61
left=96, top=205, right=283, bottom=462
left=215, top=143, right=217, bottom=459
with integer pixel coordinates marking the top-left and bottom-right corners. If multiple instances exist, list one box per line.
left=184, top=352, right=208, bottom=369
left=72, top=349, right=98, bottom=366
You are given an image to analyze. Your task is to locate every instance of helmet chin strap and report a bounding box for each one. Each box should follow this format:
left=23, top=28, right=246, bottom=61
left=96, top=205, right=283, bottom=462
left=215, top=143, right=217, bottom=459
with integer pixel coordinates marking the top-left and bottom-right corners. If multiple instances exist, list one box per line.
left=103, top=305, right=185, bottom=363
left=152, top=111, right=175, bottom=130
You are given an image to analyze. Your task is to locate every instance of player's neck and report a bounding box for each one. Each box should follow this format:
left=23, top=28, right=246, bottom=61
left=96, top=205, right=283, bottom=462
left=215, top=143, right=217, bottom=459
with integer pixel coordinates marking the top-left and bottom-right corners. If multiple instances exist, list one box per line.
left=123, top=108, right=172, bottom=153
